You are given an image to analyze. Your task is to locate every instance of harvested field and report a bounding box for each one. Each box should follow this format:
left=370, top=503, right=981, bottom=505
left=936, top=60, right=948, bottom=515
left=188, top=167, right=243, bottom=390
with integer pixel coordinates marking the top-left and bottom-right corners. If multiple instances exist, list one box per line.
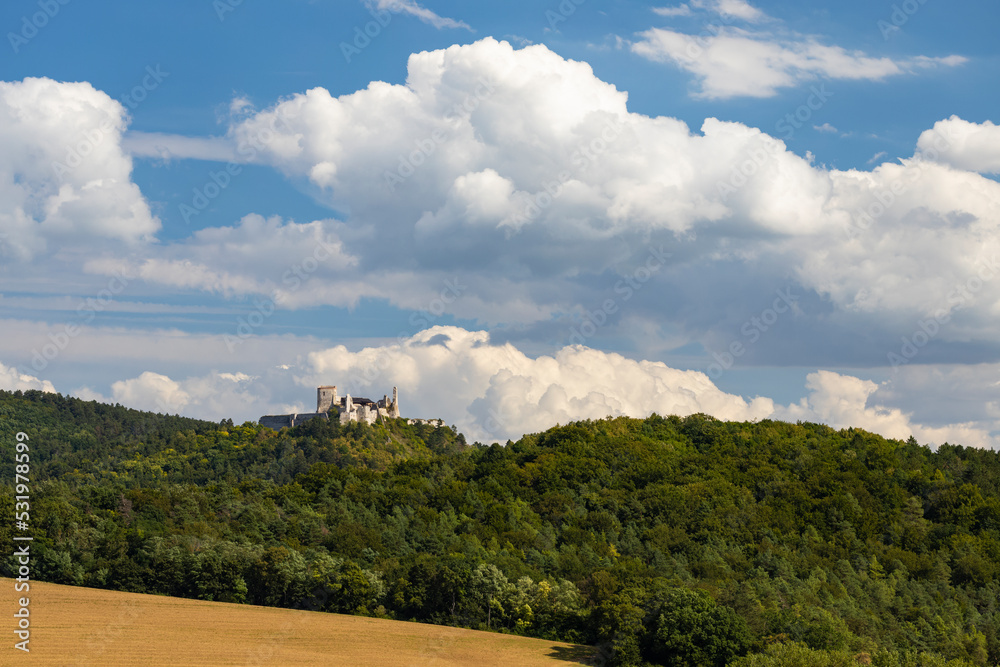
left=2, top=578, right=598, bottom=666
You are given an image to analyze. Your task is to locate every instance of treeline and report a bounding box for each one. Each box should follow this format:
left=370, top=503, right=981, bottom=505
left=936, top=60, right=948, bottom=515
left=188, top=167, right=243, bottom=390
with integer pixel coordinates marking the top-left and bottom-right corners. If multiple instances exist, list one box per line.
left=1, top=389, right=999, bottom=666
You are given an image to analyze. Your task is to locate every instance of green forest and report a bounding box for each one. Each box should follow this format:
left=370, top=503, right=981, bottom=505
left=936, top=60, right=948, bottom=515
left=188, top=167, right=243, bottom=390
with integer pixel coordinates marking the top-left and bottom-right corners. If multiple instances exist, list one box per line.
left=1, top=389, right=999, bottom=666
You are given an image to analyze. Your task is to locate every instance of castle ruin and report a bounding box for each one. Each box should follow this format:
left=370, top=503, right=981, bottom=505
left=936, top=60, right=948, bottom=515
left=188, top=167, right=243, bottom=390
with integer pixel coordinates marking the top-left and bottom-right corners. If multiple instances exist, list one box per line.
left=259, top=385, right=400, bottom=431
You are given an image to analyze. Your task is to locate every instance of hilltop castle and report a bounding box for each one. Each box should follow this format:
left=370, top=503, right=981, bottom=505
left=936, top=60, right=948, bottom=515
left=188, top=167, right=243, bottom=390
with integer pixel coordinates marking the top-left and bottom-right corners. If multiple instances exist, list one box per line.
left=259, top=385, right=400, bottom=430
left=320, top=385, right=400, bottom=422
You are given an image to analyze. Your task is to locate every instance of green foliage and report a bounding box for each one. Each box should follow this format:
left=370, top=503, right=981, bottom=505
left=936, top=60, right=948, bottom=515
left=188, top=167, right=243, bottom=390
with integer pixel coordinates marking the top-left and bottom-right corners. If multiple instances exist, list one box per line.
left=648, top=588, right=752, bottom=666
left=2, top=393, right=1000, bottom=666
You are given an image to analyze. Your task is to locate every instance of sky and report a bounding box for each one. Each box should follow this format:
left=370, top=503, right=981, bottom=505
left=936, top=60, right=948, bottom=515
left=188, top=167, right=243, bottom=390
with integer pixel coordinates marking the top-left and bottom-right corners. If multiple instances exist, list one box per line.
left=2, top=0, right=1000, bottom=447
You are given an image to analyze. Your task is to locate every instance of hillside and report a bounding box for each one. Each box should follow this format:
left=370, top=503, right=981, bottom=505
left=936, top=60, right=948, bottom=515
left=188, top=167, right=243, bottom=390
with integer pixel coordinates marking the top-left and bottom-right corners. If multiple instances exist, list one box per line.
left=1, top=577, right=595, bottom=665
left=2, top=390, right=1000, bottom=666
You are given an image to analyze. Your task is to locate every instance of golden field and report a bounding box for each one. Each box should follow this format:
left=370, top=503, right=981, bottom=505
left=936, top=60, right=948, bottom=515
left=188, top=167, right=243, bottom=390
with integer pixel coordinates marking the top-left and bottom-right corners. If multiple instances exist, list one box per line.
left=2, top=578, right=597, bottom=666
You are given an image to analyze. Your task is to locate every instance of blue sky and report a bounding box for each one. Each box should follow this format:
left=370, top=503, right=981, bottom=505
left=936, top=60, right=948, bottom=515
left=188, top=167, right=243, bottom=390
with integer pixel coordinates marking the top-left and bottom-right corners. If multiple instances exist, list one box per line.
left=2, top=0, right=999, bottom=446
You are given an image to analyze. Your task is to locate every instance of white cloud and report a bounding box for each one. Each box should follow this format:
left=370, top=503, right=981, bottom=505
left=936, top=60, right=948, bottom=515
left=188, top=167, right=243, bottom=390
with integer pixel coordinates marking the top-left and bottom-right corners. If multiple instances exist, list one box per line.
left=83, top=213, right=367, bottom=307
left=297, top=326, right=996, bottom=447
left=111, top=371, right=191, bottom=413
left=702, top=0, right=766, bottom=22
left=0, top=43, right=995, bottom=451
left=2, top=322, right=994, bottom=448
left=0, top=319, right=323, bottom=394
left=100, top=369, right=274, bottom=419
left=122, top=132, right=237, bottom=162
left=814, top=122, right=837, bottom=133
left=917, top=116, right=1000, bottom=174
left=76, top=38, right=995, bottom=365
left=654, top=5, right=693, bottom=18
left=367, top=0, right=471, bottom=31
left=871, top=363, right=1000, bottom=430
left=0, top=78, right=159, bottom=261
left=300, top=326, right=777, bottom=440
left=630, top=27, right=965, bottom=99
left=0, top=362, right=56, bottom=393
left=655, top=0, right=766, bottom=21
left=229, top=96, right=253, bottom=116
left=774, top=370, right=994, bottom=449
left=6, top=42, right=999, bottom=386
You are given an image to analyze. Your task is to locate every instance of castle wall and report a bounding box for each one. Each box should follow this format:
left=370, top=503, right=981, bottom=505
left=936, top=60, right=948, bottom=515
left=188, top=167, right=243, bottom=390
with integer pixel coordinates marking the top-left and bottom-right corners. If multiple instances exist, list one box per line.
left=260, top=415, right=294, bottom=430
left=292, top=412, right=329, bottom=427
left=259, top=412, right=331, bottom=430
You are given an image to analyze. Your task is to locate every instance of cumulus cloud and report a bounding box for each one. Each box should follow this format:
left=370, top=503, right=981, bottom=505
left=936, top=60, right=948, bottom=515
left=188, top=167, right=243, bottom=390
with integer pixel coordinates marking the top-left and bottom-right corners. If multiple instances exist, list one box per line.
left=872, top=363, right=1000, bottom=431
left=917, top=116, right=1000, bottom=174
left=300, top=325, right=772, bottom=440
left=3, top=324, right=993, bottom=449
left=6, top=42, right=995, bottom=385
left=4, top=43, right=995, bottom=451
left=630, top=27, right=965, bottom=99
left=95, top=369, right=273, bottom=419
left=0, top=362, right=56, bottom=393
left=775, top=370, right=994, bottom=449
left=65, top=38, right=997, bottom=369
left=111, top=371, right=191, bottom=413
left=0, top=77, right=159, bottom=261
left=296, top=326, right=995, bottom=447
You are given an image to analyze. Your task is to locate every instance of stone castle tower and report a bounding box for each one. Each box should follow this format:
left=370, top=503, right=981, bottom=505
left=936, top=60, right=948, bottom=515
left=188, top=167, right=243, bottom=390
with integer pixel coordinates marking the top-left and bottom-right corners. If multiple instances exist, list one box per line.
left=315, top=385, right=399, bottom=423
left=317, top=386, right=338, bottom=413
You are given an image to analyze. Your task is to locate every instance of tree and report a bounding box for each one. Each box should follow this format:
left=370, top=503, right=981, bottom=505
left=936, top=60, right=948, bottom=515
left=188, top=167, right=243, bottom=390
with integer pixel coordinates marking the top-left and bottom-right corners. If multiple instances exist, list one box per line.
left=648, top=588, right=752, bottom=667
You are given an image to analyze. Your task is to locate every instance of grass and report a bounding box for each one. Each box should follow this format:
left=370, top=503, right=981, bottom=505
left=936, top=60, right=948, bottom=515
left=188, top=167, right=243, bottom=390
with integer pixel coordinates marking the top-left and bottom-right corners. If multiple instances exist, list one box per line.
left=2, top=578, right=599, bottom=666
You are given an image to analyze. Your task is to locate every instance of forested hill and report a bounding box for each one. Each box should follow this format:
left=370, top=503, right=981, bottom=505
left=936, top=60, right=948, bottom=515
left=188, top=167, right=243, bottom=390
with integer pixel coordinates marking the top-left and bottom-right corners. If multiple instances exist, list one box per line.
left=0, top=389, right=462, bottom=482
left=2, top=389, right=999, bottom=667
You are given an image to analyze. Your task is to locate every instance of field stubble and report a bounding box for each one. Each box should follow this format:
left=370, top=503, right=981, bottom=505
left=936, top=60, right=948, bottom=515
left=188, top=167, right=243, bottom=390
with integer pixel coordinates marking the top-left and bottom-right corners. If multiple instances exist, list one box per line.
left=2, top=578, right=597, bottom=666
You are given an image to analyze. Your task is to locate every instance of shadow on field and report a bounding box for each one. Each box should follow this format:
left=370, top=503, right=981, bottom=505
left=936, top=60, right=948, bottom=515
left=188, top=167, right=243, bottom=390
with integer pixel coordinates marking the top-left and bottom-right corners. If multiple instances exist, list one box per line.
left=546, top=644, right=602, bottom=664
